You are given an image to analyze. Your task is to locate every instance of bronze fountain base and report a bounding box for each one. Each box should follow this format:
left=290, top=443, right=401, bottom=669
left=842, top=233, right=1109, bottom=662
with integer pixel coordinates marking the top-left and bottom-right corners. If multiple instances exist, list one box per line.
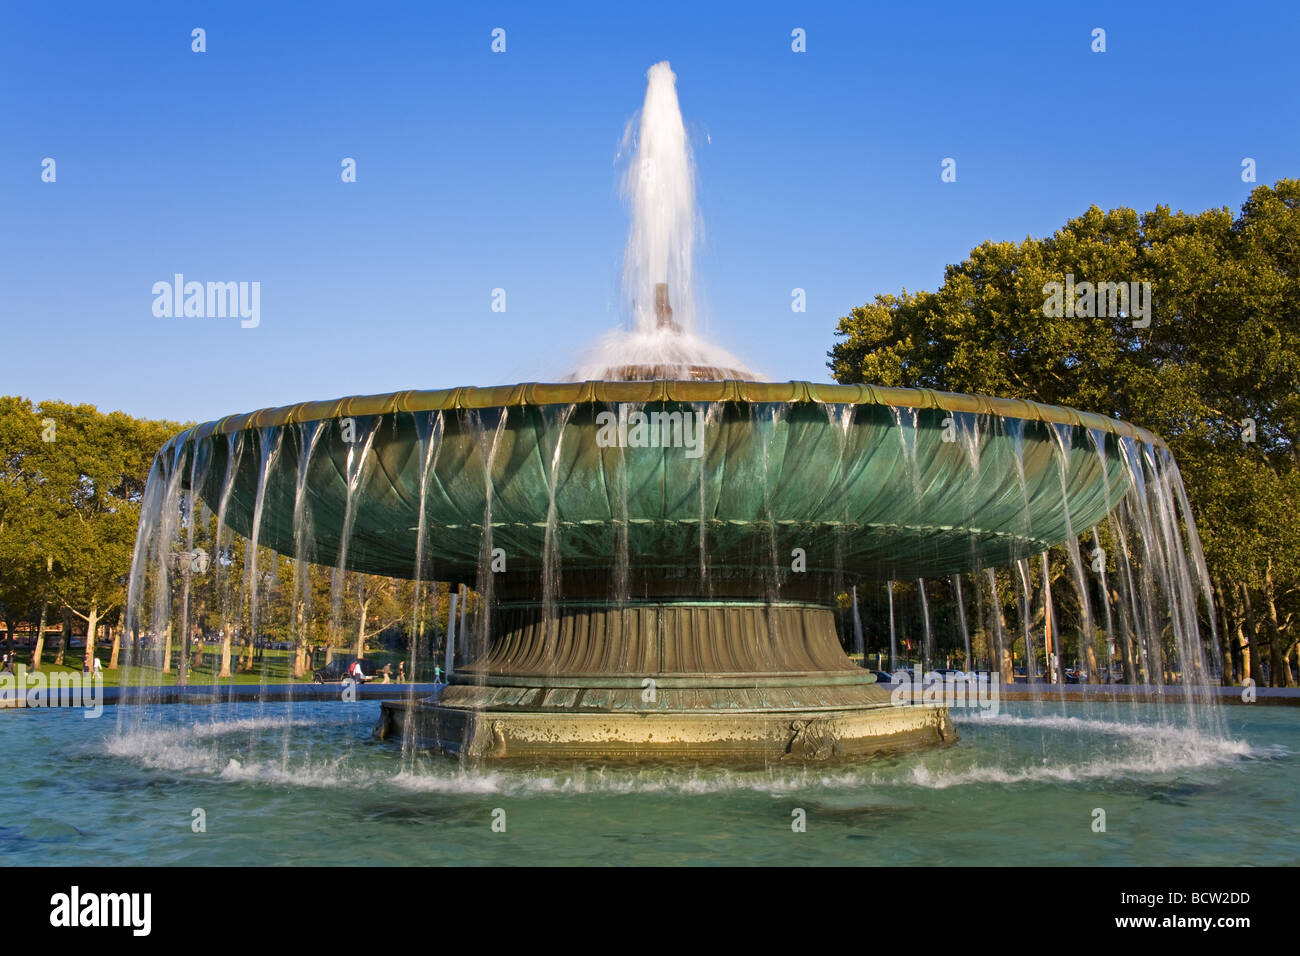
left=376, top=599, right=955, bottom=761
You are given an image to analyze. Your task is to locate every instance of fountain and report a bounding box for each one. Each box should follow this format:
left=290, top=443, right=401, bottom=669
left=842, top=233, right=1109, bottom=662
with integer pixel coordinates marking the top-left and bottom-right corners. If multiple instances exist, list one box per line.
left=123, top=62, right=1221, bottom=762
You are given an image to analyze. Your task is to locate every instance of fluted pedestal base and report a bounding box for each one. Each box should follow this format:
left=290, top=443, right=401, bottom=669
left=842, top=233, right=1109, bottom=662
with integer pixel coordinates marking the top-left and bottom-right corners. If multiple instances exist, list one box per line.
left=375, top=600, right=954, bottom=761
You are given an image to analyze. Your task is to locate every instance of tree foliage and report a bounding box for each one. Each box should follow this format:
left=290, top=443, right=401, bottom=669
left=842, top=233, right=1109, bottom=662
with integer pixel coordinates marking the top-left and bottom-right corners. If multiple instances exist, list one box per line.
left=829, top=180, right=1300, bottom=684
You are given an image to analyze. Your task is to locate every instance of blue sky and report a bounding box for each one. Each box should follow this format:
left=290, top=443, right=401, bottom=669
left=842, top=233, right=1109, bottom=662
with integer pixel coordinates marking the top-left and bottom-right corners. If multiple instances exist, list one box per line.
left=2, top=1, right=1297, bottom=424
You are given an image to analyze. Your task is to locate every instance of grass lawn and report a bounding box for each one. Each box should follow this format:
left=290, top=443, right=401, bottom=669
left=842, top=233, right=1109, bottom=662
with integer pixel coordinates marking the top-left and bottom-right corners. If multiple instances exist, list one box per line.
left=10, top=644, right=439, bottom=686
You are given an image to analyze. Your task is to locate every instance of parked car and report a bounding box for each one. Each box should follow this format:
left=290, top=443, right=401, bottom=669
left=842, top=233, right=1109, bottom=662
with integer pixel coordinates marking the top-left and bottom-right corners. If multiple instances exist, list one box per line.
left=312, top=659, right=382, bottom=684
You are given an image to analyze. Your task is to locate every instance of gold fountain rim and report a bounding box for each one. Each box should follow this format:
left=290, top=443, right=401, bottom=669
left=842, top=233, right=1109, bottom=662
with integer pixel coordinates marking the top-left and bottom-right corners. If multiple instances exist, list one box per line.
left=161, top=380, right=1166, bottom=454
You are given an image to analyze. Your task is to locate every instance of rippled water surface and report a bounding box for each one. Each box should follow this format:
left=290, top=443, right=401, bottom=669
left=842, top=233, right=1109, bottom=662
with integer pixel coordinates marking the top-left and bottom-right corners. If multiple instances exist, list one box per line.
left=2, top=700, right=1296, bottom=865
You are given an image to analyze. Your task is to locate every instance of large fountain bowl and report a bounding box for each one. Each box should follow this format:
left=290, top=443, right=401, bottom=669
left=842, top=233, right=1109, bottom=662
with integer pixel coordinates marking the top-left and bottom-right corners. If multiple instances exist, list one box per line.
left=167, top=380, right=1149, bottom=587
left=150, top=379, right=1167, bottom=760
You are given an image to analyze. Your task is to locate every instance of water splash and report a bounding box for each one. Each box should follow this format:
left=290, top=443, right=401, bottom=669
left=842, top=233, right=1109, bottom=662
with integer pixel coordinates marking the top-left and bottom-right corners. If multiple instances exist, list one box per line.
left=102, top=705, right=1263, bottom=797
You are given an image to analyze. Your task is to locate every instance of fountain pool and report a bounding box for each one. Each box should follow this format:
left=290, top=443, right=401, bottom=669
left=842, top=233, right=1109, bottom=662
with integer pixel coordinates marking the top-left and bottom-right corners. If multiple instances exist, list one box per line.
left=3, top=699, right=1293, bottom=866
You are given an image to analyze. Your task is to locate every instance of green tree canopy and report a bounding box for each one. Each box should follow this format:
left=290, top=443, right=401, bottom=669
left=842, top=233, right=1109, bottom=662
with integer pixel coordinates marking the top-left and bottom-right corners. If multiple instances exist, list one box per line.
left=829, top=180, right=1300, bottom=684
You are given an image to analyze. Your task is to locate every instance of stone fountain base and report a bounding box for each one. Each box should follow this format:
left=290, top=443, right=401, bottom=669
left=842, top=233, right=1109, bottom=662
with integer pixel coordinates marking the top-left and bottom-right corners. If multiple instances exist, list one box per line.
left=374, top=600, right=955, bottom=761
left=377, top=689, right=954, bottom=761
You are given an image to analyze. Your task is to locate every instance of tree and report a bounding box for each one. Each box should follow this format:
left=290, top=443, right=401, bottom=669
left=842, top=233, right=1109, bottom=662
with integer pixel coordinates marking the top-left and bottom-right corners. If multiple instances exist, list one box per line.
left=0, top=398, right=69, bottom=667
left=829, top=181, right=1300, bottom=684
left=6, top=400, right=183, bottom=670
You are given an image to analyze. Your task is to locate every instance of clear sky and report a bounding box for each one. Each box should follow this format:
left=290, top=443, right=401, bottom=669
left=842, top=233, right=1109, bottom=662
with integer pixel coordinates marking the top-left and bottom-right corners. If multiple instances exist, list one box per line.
left=2, top=1, right=1297, bottom=425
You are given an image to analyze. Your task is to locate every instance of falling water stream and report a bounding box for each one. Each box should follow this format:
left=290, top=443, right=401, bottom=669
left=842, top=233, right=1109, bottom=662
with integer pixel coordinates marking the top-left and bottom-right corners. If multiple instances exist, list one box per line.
left=888, top=580, right=897, bottom=672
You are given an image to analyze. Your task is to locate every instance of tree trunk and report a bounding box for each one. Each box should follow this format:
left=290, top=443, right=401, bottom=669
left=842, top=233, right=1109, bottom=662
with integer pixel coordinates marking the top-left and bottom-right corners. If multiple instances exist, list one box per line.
left=1236, top=616, right=1251, bottom=686
left=55, top=608, right=70, bottom=666
left=1241, top=583, right=1266, bottom=686
left=1264, top=561, right=1288, bottom=687
left=355, top=597, right=370, bottom=661
left=990, top=584, right=1013, bottom=683
left=31, top=598, right=49, bottom=671
left=1221, top=578, right=1250, bottom=687
left=293, top=597, right=307, bottom=678
left=1215, top=578, right=1237, bottom=685
left=1219, top=612, right=1233, bottom=686
left=219, top=622, right=233, bottom=678
left=162, top=623, right=172, bottom=674
left=108, top=625, right=121, bottom=670
left=84, top=602, right=99, bottom=672
left=29, top=555, right=54, bottom=670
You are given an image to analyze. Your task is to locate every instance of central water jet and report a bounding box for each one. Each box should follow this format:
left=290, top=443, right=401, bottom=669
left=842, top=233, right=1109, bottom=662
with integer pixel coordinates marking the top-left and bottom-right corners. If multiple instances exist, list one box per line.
left=570, top=61, right=756, bottom=384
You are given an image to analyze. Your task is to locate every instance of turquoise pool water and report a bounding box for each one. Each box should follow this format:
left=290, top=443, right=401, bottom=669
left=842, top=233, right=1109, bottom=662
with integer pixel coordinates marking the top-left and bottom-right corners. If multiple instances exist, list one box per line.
left=2, top=699, right=1296, bottom=866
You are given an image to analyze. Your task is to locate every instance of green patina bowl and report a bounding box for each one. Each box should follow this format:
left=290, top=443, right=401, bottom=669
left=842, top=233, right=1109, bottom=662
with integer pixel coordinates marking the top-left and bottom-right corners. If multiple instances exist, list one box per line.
left=161, top=380, right=1154, bottom=584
